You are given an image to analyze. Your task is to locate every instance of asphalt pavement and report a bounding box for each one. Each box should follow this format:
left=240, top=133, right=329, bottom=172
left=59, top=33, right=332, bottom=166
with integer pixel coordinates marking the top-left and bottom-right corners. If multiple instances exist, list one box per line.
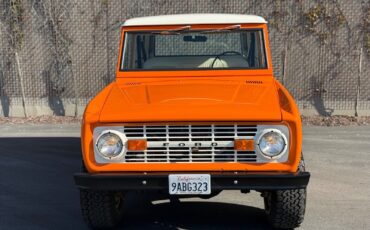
left=0, top=124, right=369, bottom=230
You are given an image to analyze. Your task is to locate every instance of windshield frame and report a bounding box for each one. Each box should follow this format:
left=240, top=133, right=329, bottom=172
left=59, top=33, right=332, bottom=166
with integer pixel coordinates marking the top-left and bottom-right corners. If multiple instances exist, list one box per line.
left=116, top=24, right=273, bottom=77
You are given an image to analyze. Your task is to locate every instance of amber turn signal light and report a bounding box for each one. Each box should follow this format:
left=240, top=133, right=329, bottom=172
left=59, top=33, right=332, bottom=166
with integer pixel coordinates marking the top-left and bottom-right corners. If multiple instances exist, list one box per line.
left=234, top=139, right=254, bottom=151
left=127, top=139, right=147, bottom=151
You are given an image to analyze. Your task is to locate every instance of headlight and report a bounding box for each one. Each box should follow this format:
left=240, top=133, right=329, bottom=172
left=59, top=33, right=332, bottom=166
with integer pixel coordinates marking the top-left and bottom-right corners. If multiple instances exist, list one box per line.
left=258, top=129, right=287, bottom=158
left=96, top=131, right=126, bottom=159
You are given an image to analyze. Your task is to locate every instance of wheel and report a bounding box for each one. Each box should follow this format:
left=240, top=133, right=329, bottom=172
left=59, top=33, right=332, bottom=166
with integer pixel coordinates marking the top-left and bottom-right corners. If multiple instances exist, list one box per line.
left=264, top=188, right=306, bottom=229
left=79, top=161, right=125, bottom=229
left=263, top=155, right=307, bottom=229
left=80, top=189, right=125, bottom=229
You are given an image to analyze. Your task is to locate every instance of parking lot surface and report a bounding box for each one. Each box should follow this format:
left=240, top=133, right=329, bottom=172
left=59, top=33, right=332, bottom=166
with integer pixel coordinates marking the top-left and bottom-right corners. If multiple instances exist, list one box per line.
left=0, top=125, right=369, bottom=229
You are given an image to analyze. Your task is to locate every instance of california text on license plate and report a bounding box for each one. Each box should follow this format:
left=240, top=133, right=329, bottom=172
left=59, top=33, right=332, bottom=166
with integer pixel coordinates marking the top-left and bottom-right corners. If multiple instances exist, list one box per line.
left=168, top=174, right=211, bottom=195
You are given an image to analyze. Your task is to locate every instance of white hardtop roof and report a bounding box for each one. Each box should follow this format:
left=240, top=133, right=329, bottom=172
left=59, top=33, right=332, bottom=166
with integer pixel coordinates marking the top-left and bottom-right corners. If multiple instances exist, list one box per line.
left=123, top=14, right=267, bottom=27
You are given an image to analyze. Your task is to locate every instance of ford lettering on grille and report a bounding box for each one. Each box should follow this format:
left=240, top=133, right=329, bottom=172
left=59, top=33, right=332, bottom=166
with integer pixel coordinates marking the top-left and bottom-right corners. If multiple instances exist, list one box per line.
left=161, top=142, right=218, bottom=147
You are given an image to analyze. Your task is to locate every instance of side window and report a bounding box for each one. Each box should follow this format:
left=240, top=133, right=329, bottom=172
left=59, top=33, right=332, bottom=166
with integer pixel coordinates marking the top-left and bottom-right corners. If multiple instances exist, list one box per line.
left=256, top=32, right=266, bottom=68
left=241, top=31, right=266, bottom=68
left=123, top=34, right=152, bottom=69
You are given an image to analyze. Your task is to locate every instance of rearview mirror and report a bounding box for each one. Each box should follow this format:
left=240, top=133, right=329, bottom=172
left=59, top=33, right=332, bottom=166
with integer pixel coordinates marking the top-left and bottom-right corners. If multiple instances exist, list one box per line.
left=183, top=35, right=207, bottom=42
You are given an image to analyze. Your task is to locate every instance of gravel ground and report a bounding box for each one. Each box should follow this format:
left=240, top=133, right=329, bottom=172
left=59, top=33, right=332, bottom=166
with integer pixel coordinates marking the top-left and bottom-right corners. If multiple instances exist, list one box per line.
left=1, top=115, right=370, bottom=126
left=301, top=115, right=370, bottom=126
left=0, top=116, right=81, bottom=125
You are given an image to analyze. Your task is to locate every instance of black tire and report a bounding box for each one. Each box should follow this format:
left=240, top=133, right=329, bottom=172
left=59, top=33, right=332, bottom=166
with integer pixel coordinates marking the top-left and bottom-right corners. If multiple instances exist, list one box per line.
left=264, top=188, right=306, bottom=229
left=263, top=155, right=307, bottom=229
left=79, top=161, right=124, bottom=229
left=80, top=189, right=125, bottom=229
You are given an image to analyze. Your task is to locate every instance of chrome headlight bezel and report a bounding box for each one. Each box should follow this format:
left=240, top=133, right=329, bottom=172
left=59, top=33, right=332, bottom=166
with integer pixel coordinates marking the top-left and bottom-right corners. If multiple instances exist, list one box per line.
left=95, top=130, right=127, bottom=161
left=254, top=125, right=289, bottom=162
left=257, top=128, right=287, bottom=159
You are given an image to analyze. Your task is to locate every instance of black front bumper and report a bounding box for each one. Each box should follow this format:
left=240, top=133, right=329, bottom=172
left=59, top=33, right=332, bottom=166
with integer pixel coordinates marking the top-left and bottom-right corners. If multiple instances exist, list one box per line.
left=74, top=171, right=310, bottom=191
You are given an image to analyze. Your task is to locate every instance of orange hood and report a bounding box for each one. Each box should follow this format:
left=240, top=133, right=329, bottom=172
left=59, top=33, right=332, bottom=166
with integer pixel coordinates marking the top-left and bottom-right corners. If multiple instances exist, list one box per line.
left=98, top=77, right=282, bottom=122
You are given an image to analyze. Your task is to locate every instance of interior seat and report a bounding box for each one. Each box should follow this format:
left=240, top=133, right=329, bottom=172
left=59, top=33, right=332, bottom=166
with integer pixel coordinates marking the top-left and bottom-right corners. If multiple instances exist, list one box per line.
left=142, top=55, right=249, bottom=69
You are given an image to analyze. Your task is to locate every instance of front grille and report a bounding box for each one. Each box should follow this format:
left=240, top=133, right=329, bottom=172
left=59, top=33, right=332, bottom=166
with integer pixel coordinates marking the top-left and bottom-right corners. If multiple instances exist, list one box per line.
left=123, top=124, right=258, bottom=163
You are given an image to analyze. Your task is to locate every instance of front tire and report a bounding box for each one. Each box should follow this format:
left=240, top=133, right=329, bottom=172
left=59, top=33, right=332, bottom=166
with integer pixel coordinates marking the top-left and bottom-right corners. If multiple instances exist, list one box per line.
left=264, top=155, right=307, bottom=229
left=264, top=188, right=306, bottom=229
left=80, top=189, right=125, bottom=229
left=79, top=161, right=125, bottom=228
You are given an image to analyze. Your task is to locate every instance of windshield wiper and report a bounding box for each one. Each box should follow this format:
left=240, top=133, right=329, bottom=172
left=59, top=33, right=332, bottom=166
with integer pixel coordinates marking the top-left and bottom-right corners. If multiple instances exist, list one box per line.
left=151, top=25, right=191, bottom=35
left=201, top=24, right=241, bottom=34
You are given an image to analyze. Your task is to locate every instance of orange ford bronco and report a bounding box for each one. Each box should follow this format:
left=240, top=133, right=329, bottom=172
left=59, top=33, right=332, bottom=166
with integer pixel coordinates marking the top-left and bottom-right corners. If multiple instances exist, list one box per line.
left=74, top=14, right=310, bottom=229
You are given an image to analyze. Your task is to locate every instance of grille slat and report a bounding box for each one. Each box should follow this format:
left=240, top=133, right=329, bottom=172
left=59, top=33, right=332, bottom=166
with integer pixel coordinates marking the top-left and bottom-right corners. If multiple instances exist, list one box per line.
left=124, top=124, right=257, bottom=163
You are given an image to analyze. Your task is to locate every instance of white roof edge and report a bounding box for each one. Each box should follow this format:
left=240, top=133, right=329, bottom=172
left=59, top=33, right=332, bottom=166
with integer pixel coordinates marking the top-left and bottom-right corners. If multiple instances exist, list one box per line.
left=123, top=14, right=267, bottom=27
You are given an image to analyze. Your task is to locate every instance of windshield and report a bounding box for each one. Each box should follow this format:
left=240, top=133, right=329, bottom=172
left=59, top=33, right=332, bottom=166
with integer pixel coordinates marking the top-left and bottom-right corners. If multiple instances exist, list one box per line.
left=121, top=29, right=267, bottom=71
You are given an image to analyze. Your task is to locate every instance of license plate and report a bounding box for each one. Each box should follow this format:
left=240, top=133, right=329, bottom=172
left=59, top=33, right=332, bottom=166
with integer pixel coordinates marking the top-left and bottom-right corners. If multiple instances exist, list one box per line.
left=168, top=174, right=211, bottom=195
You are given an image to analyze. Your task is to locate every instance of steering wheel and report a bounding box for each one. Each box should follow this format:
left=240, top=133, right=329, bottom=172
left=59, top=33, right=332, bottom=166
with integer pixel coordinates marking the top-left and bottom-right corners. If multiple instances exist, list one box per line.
left=211, top=51, right=243, bottom=68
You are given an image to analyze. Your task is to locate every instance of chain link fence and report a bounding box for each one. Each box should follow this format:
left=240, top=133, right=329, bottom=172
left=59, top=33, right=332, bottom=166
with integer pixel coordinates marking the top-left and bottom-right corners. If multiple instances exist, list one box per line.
left=0, top=0, right=369, bottom=117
